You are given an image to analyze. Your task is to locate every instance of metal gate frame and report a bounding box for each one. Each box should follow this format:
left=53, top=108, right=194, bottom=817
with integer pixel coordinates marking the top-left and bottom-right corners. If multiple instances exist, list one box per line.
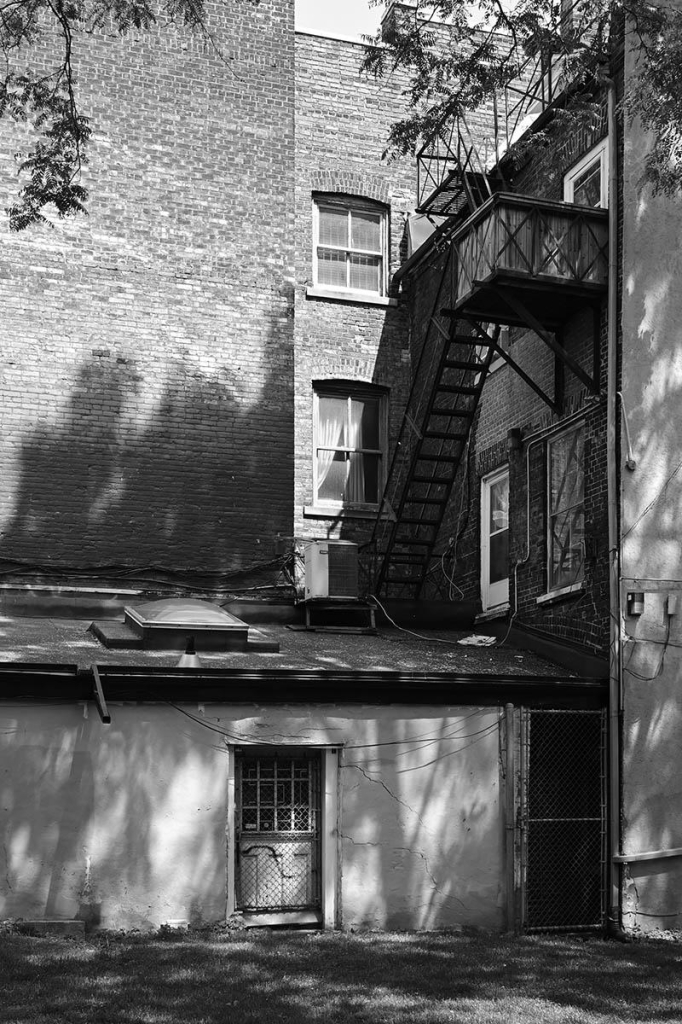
left=235, top=749, right=322, bottom=915
left=517, top=708, right=607, bottom=933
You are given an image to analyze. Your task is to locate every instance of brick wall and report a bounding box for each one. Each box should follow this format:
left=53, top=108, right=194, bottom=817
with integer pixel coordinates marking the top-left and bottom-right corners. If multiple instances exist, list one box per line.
left=0, top=2, right=296, bottom=590
left=293, top=33, right=415, bottom=550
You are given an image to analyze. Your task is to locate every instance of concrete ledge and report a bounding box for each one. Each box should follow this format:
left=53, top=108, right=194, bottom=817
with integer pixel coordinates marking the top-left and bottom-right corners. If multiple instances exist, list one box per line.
left=17, top=920, right=85, bottom=938
left=498, top=622, right=609, bottom=678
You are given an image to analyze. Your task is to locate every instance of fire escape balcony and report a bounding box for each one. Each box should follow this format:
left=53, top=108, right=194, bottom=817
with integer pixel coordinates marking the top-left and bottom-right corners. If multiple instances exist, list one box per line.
left=445, top=192, right=609, bottom=330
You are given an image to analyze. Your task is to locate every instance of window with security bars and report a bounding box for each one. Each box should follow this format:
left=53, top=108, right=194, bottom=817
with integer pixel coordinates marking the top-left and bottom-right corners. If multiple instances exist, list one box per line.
left=239, top=757, right=316, bottom=834
left=548, top=426, right=585, bottom=591
left=313, top=197, right=387, bottom=296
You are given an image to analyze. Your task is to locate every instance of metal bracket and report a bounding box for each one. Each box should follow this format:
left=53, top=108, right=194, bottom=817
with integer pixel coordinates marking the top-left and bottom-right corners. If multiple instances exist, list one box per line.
left=492, top=286, right=600, bottom=395
left=92, top=665, right=111, bottom=724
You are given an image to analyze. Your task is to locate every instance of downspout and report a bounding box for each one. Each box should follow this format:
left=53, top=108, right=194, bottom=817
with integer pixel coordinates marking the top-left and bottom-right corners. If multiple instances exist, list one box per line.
left=606, top=78, right=624, bottom=937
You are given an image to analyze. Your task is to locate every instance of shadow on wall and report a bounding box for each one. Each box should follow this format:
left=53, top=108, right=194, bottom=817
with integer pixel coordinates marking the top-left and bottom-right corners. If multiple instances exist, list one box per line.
left=0, top=706, right=230, bottom=928
left=337, top=710, right=503, bottom=931
left=0, top=705, right=502, bottom=932
left=0, top=321, right=294, bottom=583
left=620, top=134, right=682, bottom=928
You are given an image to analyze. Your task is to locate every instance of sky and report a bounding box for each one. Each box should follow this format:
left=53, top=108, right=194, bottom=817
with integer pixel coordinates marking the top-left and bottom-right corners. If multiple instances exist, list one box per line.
left=295, top=0, right=383, bottom=40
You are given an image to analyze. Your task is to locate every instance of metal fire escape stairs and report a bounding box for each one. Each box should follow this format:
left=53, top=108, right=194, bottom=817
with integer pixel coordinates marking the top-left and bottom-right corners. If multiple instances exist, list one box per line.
left=366, top=116, right=505, bottom=601
left=369, top=243, right=501, bottom=600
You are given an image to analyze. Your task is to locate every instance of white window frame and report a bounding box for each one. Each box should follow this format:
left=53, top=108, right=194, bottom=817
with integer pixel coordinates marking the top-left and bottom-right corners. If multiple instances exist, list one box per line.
left=481, top=466, right=510, bottom=611
left=563, top=138, right=609, bottom=208
left=312, top=383, right=387, bottom=512
left=547, top=425, right=585, bottom=593
left=312, top=196, right=388, bottom=299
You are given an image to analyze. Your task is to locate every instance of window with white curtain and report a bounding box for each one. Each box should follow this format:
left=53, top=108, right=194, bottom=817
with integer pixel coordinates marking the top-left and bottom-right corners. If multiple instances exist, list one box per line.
left=313, top=196, right=388, bottom=296
left=313, top=384, right=386, bottom=509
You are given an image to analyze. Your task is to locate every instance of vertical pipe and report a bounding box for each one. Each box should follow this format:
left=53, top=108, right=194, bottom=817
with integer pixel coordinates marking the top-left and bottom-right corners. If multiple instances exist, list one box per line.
left=606, top=79, right=623, bottom=935
left=505, top=703, right=516, bottom=931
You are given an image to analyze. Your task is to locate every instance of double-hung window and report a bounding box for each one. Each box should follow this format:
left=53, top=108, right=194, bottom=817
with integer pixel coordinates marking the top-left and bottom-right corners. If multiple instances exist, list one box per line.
left=313, top=383, right=386, bottom=510
left=548, top=426, right=585, bottom=591
left=563, top=139, right=608, bottom=208
left=313, top=197, right=387, bottom=297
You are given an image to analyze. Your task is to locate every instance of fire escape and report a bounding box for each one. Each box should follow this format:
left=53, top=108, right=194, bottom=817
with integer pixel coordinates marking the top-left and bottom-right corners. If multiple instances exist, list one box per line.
left=369, top=47, right=609, bottom=601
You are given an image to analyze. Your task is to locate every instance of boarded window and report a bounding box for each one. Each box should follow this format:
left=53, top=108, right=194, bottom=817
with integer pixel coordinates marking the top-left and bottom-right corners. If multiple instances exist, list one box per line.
left=548, top=426, right=585, bottom=590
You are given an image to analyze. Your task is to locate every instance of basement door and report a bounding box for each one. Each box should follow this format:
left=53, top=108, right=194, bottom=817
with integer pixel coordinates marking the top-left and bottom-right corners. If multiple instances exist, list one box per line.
left=519, top=709, right=606, bottom=932
left=235, top=750, right=322, bottom=918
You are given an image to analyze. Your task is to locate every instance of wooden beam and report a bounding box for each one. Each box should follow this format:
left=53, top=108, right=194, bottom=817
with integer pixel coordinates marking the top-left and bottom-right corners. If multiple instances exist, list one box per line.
left=493, top=286, right=599, bottom=394
left=92, top=664, right=111, bottom=724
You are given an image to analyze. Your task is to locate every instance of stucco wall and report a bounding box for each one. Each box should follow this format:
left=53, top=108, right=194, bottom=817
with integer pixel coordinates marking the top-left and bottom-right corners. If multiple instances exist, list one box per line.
left=0, top=702, right=504, bottom=932
left=620, top=40, right=682, bottom=933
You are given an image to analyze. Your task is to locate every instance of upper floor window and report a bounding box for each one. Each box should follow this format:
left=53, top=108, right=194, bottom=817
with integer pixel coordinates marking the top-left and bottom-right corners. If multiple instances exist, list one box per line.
left=313, top=196, right=388, bottom=297
left=313, top=382, right=387, bottom=510
left=563, top=139, right=608, bottom=208
left=548, top=425, right=585, bottom=591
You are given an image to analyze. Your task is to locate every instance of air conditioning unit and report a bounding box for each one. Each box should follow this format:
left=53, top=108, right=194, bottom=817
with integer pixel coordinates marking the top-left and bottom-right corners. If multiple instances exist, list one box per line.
left=304, top=540, right=358, bottom=600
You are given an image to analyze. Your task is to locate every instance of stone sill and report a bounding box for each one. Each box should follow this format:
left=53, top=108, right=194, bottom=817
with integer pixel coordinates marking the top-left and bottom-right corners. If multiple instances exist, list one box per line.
left=475, top=604, right=510, bottom=624
left=304, top=505, right=380, bottom=521
left=306, top=285, right=398, bottom=308
left=536, top=582, right=584, bottom=606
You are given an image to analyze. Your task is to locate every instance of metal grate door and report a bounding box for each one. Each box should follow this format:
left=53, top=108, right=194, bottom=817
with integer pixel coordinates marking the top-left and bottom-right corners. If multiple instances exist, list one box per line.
left=521, top=709, right=606, bottom=932
left=236, top=752, right=322, bottom=913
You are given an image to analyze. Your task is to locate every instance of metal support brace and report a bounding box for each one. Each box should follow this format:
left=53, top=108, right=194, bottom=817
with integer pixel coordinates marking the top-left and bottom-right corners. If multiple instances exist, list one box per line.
left=493, top=286, right=600, bottom=395
left=92, top=665, right=111, bottom=724
left=405, top=412, right=423, bottom=439
left=468, top=321, right=559, bottom=413
left=429, top=315, right=451, bottom=341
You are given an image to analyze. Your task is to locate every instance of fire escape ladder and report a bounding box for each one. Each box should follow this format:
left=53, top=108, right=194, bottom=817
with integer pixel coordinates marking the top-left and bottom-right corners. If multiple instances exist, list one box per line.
left=370, top=249, right=499, bottom=599
left=417, top=113, right=507, bottom=218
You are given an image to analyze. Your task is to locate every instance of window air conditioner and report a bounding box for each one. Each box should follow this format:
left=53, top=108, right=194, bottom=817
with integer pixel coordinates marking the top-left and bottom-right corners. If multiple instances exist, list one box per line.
left=304, top=540, right=358, bottom=600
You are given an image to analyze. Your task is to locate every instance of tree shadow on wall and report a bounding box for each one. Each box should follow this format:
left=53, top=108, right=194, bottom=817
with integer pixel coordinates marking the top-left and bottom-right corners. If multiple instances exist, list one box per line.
left=1, top=330, right=294, bottom=586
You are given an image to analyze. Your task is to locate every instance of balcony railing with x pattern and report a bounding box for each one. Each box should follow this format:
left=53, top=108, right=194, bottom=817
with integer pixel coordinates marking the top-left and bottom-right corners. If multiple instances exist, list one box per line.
left=454, top=193, right=608, bottom=298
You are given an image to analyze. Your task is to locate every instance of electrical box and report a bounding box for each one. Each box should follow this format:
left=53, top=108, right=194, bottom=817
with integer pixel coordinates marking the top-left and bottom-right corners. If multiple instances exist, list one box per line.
left=304, top=540, right=358, bottom=600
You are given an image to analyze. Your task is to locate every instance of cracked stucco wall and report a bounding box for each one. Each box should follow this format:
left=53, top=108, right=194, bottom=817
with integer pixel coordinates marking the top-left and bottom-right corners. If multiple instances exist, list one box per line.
left=0, top=701, right=504, bottom=931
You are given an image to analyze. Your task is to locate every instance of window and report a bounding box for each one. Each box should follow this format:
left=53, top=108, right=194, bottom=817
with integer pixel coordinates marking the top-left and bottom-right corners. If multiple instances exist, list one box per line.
left=313, top=383, right=386, bottom=510
left=313, top=196, right=388, bottom=297
left=563, top=139, right=608, bottom=208
left=548, top=426, right=585, bottom=591
left=481, top=467, right=509, bottom=610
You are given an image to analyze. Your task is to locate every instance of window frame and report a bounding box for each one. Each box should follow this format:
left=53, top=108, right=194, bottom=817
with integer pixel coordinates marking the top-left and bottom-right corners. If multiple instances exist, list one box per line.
left=312, top=196, right=389, bottom=299
left=563, top=138, right=609, bottom=208
left=547, top=425, right=585, bottom=593
left=312, top=382, right=387, bottom=513
left=480, top=465, right=510, bottom=612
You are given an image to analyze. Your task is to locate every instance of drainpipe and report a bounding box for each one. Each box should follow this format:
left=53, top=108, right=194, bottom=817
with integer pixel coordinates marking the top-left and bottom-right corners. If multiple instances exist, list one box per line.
left=605, top=78, right=624, bottom=937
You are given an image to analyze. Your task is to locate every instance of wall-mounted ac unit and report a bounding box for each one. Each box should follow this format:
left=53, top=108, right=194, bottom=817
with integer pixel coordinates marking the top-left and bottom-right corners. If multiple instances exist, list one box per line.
left=304, top=540, right=358, bottom=600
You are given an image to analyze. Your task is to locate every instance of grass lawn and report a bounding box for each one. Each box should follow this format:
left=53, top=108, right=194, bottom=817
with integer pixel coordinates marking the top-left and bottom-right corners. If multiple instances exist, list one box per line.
left=1, top=929, right=681, bottom=1024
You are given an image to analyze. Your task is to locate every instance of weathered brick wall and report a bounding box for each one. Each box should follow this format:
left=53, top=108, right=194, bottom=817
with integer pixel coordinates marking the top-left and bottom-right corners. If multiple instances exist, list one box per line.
left=0, top=3, right=296, bottom=589
left=293, top=33, right=415, bottom=549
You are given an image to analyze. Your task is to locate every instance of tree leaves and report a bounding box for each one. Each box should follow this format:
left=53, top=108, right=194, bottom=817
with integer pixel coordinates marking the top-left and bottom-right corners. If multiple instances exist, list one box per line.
left=364, top=0, right=682, bottom=196
left=0, top=0, right=256, bottom=229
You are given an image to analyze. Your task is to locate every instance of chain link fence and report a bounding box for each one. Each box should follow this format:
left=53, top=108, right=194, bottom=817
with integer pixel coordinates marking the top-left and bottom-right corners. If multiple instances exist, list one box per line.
left=524, top=709, right=606, bottom=931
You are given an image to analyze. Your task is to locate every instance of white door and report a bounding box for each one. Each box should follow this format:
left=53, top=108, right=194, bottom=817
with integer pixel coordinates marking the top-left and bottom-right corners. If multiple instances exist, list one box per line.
left=481, top=467, right=509, bottom=610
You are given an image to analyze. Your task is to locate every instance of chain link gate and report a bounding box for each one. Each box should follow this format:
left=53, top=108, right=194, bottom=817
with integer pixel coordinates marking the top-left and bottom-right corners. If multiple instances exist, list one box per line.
left=520, top=708, right=606, bottom=932
left=236, top=752, right=322, bottom=914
